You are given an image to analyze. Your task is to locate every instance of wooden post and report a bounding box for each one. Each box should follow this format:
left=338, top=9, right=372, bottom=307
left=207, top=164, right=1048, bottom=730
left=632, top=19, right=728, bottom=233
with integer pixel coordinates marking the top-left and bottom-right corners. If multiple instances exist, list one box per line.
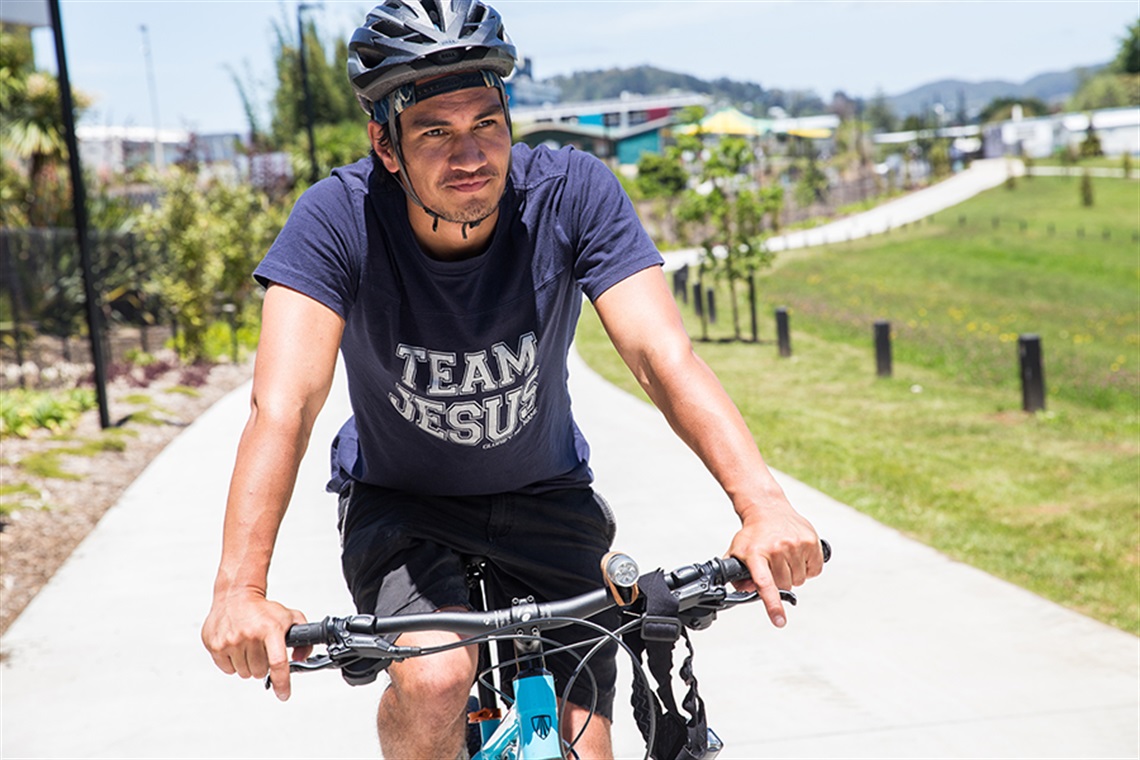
left=1019, top=334, right=1046, bottom=412
left=775, top=307, right=792, bottom=357
left=874, top=320, right=892, bottom=378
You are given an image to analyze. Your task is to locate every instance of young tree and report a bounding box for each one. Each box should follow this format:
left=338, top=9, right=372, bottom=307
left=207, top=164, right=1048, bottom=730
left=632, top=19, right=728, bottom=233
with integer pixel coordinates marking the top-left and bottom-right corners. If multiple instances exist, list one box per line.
left=635, top=151, right=688, bottom=245
left=677, top=135, right=780, bottom=341
left=269, top=15, right=362, bottom=178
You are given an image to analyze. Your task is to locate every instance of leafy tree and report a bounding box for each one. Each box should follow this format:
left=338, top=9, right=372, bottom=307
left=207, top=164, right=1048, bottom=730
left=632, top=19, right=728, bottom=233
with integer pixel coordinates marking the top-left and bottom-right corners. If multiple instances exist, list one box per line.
left=1069, top=20, right=1140, bottom=111
left=0, top=25, right=90, bottom=227
left=269, top=15, right=361, bottom=178
left=865, top=90, right=898, bottom=133
left=636, top=151, right=687, bottom=243
left=676, top=135, right=780, bottom=341
left=1080, top=169, right=1094, bottom=207
left=1114, top=18, right=1140, bottom=74
left=1080, top=122, right=1104, bottom=158
left=978, top=97, right=1049, bottom=123
left=135, top=170, right=287, bottom=360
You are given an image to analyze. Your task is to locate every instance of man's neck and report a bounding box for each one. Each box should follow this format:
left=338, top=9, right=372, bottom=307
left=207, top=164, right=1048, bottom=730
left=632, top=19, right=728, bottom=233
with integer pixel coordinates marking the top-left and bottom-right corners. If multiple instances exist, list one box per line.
left=407, top=200, right=499, bottom=262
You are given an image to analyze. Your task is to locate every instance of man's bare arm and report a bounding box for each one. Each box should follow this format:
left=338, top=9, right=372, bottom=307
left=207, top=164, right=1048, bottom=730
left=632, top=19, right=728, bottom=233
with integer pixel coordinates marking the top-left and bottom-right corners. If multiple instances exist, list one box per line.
left=202, top=284, right=344, bottom=700
left=592, top=267, right=822, bottom=627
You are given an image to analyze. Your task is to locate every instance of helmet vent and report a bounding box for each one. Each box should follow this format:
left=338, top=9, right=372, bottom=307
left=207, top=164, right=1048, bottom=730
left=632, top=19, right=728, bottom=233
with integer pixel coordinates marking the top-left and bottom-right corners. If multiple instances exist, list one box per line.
left=370, top=19, right=409, bottom=38
left=421, top=0, right=443, bottom=28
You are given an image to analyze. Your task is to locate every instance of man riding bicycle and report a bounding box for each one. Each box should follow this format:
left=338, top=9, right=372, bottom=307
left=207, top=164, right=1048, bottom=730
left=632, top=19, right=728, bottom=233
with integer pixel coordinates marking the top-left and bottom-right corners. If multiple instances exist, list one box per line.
left=201, top=1, right=824, bottom=757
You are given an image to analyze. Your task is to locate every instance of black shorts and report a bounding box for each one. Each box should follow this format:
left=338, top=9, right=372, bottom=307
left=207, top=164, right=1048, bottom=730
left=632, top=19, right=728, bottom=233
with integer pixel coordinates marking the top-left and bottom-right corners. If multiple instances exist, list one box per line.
left=337, top=481, right=620, bottom=720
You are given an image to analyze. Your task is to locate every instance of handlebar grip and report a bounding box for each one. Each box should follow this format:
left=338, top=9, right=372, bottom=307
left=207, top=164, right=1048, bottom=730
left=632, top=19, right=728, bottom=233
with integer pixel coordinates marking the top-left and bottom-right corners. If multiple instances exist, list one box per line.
left=719, top=556, right=750, bottom=583
left=286, top=620, right=329, bottom=648
left=725, top=539, right=831, bottom=581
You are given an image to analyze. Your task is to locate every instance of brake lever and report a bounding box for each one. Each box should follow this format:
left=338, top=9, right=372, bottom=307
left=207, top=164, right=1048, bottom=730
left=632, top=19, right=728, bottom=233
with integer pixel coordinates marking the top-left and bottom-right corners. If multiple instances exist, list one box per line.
left=718, top=589, right=796, bottom=607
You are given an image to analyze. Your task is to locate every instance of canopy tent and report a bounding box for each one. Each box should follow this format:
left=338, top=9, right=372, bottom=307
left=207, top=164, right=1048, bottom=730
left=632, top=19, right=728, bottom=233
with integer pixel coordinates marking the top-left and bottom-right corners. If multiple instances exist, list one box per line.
left=677, top=107, right=772, bottom=137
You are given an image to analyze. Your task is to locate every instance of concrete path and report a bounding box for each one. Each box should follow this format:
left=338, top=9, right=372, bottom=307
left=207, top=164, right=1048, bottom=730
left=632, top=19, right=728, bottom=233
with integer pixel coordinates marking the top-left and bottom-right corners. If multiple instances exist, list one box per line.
left=2, top=352, right=1136, bottom=759
left=3, top=156, right=1136, bottom=758
left=662, top=158, right=1022, bottom=272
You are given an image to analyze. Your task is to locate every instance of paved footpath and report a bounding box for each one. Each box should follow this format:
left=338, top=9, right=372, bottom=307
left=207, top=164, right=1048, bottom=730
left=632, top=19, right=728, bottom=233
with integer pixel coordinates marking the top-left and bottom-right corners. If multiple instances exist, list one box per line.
left=3, top=159, right=1137, bottom=758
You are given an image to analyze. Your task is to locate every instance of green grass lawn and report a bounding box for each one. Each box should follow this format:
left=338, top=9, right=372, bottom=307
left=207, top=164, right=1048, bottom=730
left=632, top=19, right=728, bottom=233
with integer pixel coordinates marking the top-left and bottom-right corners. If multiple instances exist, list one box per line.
left=576, top=175, right=1140, bottom=634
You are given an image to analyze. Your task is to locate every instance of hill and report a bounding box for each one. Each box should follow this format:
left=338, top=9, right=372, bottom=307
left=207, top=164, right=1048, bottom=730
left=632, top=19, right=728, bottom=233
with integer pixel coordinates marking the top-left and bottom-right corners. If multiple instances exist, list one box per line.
left=540, top=65, right=826, bottom=115
left=885, top=63, right=1109, bottom=117
left=540, top=62, right=1110, bottom=118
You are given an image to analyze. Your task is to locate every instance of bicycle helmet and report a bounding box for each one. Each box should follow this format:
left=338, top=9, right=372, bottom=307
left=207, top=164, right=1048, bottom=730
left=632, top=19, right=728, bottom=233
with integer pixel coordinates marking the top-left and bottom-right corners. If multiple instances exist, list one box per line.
left=348, top=0, right=517, bottom=116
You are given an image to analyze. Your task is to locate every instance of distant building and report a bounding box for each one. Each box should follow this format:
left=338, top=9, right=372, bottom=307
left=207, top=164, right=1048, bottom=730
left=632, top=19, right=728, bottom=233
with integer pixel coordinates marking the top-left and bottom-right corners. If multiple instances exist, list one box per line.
left=980, top=107, right=1140, bottom=158
left=76, top=125, right=246, bottom=177
left=511, top=92, right=712, bottom=165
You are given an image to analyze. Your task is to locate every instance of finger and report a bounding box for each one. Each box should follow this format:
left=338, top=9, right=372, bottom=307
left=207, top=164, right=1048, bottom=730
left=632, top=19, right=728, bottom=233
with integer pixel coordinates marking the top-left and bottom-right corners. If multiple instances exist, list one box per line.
left=768, top=552, right=794, bottom=593
left=230, top=649, right=253, bottom=680
left=210, top=651, right=237, bottom=675
left=748, top=559, right=786, bottom=628
left=247, top=640, right=271, bottom=681
left=266, top=635, right=292, bottom=702
left=789, top=549, right=809, bottom=587
left=806, top=541, right=826, bottom=578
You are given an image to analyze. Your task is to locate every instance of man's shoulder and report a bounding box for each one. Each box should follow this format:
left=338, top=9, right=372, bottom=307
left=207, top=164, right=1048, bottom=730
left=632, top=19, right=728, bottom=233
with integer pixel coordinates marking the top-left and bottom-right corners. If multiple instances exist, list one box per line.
left=510, top=144, right=608, bottom=185
left=326, top=155, right=391, bottom=193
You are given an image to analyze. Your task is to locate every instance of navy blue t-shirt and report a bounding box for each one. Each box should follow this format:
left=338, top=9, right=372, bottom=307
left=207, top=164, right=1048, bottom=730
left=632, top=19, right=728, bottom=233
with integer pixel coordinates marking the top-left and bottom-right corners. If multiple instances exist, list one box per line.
left=254, top=144, right=662, bottom=496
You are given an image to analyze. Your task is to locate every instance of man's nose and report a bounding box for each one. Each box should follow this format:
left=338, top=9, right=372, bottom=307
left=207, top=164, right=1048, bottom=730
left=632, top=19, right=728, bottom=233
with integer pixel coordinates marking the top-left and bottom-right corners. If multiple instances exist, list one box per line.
left=450, top=132, right=486, bottom=171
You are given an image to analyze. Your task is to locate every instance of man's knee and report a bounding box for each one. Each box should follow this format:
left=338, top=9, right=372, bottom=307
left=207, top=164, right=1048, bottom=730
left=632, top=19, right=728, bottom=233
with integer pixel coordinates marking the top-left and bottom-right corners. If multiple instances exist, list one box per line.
left=387, top=643, right=477, bottom=711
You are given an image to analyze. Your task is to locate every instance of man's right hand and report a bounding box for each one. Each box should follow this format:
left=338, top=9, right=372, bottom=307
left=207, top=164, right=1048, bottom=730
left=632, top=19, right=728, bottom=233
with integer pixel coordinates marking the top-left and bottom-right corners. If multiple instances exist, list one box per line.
left=202, top=589, right=310, bottom=701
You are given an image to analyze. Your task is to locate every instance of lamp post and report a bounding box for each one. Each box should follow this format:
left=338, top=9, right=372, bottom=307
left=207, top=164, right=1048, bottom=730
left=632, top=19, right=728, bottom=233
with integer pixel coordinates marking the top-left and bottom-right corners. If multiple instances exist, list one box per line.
left=139, top=25, right=164, bottom=172
left=297, top=2, right=321, bottom=185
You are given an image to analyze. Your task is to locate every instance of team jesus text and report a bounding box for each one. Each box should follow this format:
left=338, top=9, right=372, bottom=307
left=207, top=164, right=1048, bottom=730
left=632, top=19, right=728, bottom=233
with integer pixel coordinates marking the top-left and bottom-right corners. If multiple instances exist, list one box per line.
left=388, top=333, right=539, bottom=448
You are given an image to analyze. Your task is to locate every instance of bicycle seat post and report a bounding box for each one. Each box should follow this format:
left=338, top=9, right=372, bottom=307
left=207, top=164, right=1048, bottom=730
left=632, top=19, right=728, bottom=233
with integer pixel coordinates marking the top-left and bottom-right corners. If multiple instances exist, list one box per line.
left=464, top=557, right=502, bottom=728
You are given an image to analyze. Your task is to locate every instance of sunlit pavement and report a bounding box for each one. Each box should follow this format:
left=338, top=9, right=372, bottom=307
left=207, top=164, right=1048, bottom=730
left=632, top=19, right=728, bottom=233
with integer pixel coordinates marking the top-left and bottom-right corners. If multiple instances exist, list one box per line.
left=2, top=158, right=1136, bottom=758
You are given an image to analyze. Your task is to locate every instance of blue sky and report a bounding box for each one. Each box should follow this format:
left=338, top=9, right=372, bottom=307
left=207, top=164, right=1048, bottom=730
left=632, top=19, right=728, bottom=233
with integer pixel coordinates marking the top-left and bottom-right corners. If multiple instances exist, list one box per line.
left=28, top=0, right=1140, bottom=134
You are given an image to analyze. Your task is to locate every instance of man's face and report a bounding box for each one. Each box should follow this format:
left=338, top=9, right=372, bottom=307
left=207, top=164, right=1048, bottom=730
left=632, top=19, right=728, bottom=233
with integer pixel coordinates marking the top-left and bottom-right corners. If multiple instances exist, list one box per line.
left=375, top=85, right=511, bottom=225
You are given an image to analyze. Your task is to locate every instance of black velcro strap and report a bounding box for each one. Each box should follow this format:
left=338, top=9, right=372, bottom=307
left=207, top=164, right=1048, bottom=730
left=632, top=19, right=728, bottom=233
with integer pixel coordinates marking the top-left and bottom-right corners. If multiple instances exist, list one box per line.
left=624, top=569, right=716, bottom=759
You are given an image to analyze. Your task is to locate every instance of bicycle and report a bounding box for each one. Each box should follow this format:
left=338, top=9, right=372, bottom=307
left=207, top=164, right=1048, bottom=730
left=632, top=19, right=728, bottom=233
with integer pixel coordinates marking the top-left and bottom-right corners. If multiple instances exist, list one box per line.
left=283, top=542, right=830, bottom=760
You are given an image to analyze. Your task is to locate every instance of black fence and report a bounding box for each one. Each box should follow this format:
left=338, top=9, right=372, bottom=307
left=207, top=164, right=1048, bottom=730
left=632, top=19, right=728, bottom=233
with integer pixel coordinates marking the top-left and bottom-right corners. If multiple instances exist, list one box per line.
left=1, top=228, right=171, bottom=385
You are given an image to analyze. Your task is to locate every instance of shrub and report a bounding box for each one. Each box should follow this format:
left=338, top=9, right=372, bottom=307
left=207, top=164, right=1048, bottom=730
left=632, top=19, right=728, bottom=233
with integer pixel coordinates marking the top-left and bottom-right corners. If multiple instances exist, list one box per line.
left=0, top=388, right=97, bottom=438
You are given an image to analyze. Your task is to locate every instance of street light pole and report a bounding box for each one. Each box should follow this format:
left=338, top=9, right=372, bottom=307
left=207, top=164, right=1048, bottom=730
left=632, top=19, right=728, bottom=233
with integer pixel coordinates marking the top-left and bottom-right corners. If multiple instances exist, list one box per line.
left=139, top=24, right=164, bottom=172
left=297, top=3, right=320, bottom=184
left=48, top=0, right=111, bottom=428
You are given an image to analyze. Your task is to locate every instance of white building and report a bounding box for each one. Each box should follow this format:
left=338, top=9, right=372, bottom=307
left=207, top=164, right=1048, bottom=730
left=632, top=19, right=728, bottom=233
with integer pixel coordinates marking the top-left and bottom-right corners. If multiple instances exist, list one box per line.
left=981, top=106, right=1140, bottom=158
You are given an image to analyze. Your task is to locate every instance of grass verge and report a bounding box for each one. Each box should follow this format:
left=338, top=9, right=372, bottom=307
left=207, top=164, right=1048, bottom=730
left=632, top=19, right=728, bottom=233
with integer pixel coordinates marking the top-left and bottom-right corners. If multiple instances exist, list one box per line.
left=576, top=175, right=1139, bottom=634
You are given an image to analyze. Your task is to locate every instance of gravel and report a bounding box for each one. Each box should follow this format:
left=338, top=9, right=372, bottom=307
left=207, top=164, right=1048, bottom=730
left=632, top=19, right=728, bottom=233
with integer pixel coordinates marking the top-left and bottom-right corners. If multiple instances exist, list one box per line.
left=0, top=359, right=254, bottom=634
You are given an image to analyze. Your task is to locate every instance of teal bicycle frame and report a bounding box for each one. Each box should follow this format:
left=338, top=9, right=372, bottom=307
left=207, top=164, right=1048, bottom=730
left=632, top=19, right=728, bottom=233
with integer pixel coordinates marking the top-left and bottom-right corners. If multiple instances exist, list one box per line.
left=472, top=666, right=562, bottom=760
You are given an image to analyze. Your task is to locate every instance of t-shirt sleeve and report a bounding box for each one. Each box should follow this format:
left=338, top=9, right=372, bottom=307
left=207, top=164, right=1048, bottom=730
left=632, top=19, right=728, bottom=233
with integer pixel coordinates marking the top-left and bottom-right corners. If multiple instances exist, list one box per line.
left=253, top=178, right=363, bottom=319
left=568, top=152, right=664, bottom=302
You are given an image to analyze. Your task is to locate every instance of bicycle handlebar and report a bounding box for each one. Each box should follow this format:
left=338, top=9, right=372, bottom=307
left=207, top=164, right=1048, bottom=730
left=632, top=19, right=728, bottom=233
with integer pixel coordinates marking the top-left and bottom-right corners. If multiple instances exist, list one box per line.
left=286, top=541, right=830, bottom=650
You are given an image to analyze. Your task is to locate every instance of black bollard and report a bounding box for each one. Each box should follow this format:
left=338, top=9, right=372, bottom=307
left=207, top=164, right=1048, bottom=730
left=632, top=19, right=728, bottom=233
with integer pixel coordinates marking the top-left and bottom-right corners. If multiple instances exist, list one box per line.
left=706, top=288, right=717, bottom=324
left=775, top=307, right=792, bottom=357
left=692, top=282, right=703, bottom=317
left=748, top=273, right=758, bottom=343
left=874, top=320, right=892, bottom=378
left=1018, top=334, right=1046, bottom=412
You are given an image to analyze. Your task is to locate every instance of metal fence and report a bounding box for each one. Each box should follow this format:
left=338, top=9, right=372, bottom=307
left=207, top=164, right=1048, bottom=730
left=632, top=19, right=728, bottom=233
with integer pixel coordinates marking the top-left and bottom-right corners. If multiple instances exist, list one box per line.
left=1, top=227, right=171, bottom=385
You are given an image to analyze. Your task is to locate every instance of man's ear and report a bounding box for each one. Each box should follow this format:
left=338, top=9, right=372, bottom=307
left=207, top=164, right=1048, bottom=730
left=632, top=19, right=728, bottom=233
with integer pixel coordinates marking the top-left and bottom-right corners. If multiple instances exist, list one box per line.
left=368, top=121, right=399, bottom=174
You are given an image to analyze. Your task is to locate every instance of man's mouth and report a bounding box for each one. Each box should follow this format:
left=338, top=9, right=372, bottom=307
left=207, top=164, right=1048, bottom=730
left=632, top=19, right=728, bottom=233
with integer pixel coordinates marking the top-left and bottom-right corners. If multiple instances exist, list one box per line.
left=444, top=173, right=496, bottom=193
